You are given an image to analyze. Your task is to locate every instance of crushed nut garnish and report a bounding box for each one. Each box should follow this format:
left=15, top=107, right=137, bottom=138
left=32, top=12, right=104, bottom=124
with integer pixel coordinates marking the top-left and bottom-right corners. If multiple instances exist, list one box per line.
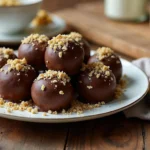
left=62, top=109, right=66, bottom=114
left=0, top=47, right=14, bottom=59
left=70, top=32, right=82, bottom=41
left=59, top=90, right=64, bottom=95
left=96, top=47, right=114, bottom=60
left=48, top=32, right=82, bottom=57
left=41, top=85, right=46, bottom=91
left=43, top=112, right=47, bottom=116
left=115, top=76, right=127, bottom=99
left=81, top=62, right=110, bottom=79
left=7, top=108, right=11, bottom=113
left=37, top=70, right=70, bottom=86
left=87, top=86, right=93, bottom=89
left=53, top=111, right=57, bottom=115
left=101, top=101, right=105, bottom=105
left=27, top=107, right=32, bottom=112
left=22, top=34, right=48, bottom=44
left=31, top=9, right=53, bottom=27
left=7, top=58, right=32, bottom=72
left=58, top=52, right=63, bottom=58
left=31, top=108, right=38, bottom=114
left=0, top=0, right=21, bottom=6
left=48, top=110, right=52, bottom=114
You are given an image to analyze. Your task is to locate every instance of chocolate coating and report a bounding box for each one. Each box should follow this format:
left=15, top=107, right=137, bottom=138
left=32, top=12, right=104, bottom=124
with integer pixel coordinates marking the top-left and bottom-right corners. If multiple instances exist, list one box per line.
left=88, top=54, right=122, bottom=81
left=45, top=41, right=84, bottom=76
left=77, top=70, right=116, bottom=103
left=82, top=39, right=90, bottom=63
left=31, top=79, right=74, bottom=111
left=0, top=53, right=17, bottom=68
left=18, top=41, right=48, bottom=70
left=0, top=65, right=36, bottom=102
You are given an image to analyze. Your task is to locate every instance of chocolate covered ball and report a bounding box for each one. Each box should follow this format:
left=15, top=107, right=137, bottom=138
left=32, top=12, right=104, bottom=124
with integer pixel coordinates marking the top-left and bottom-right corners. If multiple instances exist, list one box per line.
left=45, top=34, right=84, bottom=76
left=31, top=70, right=74, bottom=111
left=70, top=32, right=90, bottom=63
left=88, top=47, right=122, bottom=81
left=18, top=34, right=49, bottom=70
left=0, top=47, right=17, bottom=68
left=0, top=58, right=36, bottom=102
left=77, top=62, right=116, bottom=103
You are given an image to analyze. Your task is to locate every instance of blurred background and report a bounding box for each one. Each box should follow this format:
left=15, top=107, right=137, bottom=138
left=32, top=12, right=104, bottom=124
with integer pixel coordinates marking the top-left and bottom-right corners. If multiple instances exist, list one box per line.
left=42, top=0, right=98, bottom=11
left=0, top=0, right=149, bottom=58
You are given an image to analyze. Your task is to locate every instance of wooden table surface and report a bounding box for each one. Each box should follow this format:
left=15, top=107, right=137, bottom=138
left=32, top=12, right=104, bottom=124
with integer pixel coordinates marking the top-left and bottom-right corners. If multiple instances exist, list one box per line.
left=0, top=1, right=149, bottom=150
left=55, top=1, right=150, bottom=59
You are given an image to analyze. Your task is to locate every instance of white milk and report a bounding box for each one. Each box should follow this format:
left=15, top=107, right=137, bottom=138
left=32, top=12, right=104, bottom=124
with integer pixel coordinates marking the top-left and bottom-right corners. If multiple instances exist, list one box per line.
left=104, top=0, right=148, bottom=21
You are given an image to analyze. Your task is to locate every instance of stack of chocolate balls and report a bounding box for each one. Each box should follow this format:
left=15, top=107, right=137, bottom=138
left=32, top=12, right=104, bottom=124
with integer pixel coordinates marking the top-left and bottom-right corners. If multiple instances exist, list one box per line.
left=0, top=32, right=122, bottom=112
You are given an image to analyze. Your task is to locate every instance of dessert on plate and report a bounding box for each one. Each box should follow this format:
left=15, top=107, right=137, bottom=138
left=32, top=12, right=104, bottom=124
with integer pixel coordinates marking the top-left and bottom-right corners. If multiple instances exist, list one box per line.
left=45, top=33, right=84, bottom=75
left=77, top=62, right=116, bottom=103
left=69, top=32, right=90, bottom=63
left=88, top=47, right=122, bottom=82
left=31, top=70, right=74, bottom=111
left=0, top=58, right=36, bottom=102
left=18, top=34, right=49, bottom=71
left=0, top=32, right=125, bottom=115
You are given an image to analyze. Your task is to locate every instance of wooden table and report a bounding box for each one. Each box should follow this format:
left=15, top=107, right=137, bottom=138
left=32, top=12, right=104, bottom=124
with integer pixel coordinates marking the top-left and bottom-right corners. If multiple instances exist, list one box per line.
left=0, top=1, right=149, bottom=150
left=0, top=44, right=148, bottom=150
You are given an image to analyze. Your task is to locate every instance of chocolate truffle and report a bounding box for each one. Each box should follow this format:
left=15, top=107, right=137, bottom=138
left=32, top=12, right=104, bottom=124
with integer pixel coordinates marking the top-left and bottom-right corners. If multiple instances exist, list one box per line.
left=0, top=58, right=36, bottom=102
left=88, top=47, right=122, bottom=81
left=18, top=34, right=49, bottom=70
left=77, top=62, right=116, bottom=103
left=0, top=47, right=17, bottom=68
left=45, top=34, right=84, bottom=75
left=70, top=32, right=90, bottom=63
left=31, top=70, right=74, bottom=111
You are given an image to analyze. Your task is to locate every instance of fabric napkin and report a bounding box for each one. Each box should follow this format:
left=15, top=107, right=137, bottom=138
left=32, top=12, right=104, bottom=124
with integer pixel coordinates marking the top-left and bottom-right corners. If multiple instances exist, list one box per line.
left=124, top=58, right=150, bottom=120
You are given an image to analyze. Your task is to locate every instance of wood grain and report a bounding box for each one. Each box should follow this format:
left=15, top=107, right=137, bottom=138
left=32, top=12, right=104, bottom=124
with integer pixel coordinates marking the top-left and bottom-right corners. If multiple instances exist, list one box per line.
left=55, top=1, right=150, bottom=58
left=144, top=122, right=150, bottom=150
left=65, top=114, right=144, bottom=150
left=0, top=118, right=68, bottom=150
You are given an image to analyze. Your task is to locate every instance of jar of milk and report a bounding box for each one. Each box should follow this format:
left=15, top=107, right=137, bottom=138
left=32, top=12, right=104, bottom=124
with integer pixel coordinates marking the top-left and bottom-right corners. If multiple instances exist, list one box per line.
left=104, top=0, right=149, bottom=22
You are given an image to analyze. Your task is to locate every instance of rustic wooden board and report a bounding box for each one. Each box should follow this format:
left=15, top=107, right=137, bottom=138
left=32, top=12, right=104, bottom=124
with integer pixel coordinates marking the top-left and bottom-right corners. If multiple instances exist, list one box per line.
left=66, top=114, right=144, bottom=150
left=55, top=2, right=150, bottom=58
left=0, top=118, right=68, bottom=150
left=144, top=122, right=150, bottom=150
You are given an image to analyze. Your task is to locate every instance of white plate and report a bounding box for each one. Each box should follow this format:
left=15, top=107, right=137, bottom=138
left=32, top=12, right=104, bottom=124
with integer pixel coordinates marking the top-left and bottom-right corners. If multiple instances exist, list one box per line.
left=0, top=51, right=148, bottom=123
left=0, top=15, right=66, bottom=45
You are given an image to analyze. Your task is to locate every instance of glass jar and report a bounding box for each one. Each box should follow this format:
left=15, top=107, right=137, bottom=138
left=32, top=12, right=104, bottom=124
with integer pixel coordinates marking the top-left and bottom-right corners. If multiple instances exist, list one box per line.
left=104, top=0, right=149, bottom=22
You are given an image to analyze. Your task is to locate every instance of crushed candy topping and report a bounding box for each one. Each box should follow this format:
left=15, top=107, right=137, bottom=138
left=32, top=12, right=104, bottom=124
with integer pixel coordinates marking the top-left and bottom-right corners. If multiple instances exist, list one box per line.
left=48, top=33, right=82, bottom=58
left=59, top=90, right=64, bottom=95
left=37, top=70, right=70, bottom=86
left=0, top=0, right=21, bottom=6
left=0, top=47, right=14, bottom=59
left=31, top=9, right=53, bottom=26
left=7, top=58, right=32, bottom=72
left=96, top=47, right=114, bottom=60
left=22, top=34, right=49, bottom=44
left=41, top=85, right=46, bottom=91
left=81, top=62, right=111, bottom=79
